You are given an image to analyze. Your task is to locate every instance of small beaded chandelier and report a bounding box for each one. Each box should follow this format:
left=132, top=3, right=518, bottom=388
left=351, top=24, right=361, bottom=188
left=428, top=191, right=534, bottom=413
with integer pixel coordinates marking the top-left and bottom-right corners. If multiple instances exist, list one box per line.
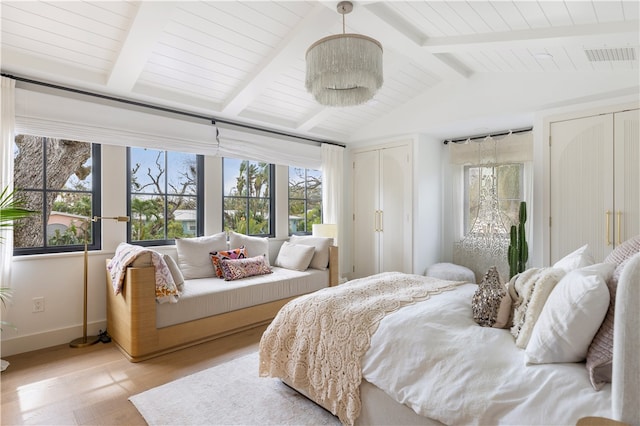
left=305, top=1, right=383, bottom=107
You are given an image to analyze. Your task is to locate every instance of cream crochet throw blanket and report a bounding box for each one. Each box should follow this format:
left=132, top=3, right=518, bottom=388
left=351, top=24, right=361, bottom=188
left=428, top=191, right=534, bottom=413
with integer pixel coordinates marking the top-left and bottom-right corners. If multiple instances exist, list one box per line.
left=259, top=272, right=463, bottom=425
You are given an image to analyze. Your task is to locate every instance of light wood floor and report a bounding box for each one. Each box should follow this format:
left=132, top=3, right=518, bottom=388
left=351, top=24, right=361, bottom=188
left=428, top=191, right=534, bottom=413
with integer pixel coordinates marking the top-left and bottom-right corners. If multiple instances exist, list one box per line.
left=0, top=324, right=268, bottom=425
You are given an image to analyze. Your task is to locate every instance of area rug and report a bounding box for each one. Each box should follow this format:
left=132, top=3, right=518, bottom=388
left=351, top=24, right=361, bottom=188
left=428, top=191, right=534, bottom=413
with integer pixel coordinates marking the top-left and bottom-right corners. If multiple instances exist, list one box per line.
left=129, top=352, right=340, bottom=425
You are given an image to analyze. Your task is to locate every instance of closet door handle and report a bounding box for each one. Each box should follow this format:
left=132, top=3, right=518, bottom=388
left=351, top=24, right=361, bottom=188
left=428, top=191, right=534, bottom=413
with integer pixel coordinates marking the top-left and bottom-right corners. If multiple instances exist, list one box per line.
left=616, top=211, right=622, bottom=245
left=374, top=210, right=380, bottom=232
left=606, top=210, right=612, bottom=246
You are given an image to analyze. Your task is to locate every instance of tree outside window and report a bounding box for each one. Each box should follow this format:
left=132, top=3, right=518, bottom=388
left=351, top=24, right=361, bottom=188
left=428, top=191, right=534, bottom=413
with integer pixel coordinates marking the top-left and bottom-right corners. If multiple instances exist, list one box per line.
left=13, top=135, right=100, bottom=254
left=288, top=167, right=321, bottom=235
left=464, top=163, right=523, bottom=235
left=223, top=158, right=274, bottom=236
left=128, top=148, right=202, bottom=245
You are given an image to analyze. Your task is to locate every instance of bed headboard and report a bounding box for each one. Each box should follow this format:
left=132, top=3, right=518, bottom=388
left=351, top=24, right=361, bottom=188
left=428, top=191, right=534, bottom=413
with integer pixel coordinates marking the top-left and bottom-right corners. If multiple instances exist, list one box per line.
left=612, top=252, right=640, bottom=425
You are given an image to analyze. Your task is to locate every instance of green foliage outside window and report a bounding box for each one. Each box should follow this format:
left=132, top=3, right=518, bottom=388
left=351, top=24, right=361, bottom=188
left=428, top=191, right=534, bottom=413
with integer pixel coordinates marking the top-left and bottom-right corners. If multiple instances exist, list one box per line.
left=13, top=135, right=97, bottom=253
left=129, top=148, right=200, bottom=243
left=223, top=159, right=273, bottom=236
left=288, top=167, right=322, bottom=234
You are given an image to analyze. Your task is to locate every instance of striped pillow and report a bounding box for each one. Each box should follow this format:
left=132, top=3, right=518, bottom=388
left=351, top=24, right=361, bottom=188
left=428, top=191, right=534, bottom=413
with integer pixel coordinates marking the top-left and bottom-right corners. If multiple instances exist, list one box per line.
left=586, top=235, right=640, bottom=390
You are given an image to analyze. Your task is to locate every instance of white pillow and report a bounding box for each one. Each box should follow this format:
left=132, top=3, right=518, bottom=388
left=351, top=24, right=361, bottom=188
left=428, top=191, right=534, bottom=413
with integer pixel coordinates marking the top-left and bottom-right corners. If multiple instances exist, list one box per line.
left=525, top=263, right=615, bottom=364
left=175, top=232, right=227, bottom=279
left=228, top=231, right=270, bottom=266
left=274, top=241, right=315, bottom=271
left=552, top=244, right=594, bottom=273
left=163, top=254, right=185, bottom=291
left=289, top=235, right=332, bottom=270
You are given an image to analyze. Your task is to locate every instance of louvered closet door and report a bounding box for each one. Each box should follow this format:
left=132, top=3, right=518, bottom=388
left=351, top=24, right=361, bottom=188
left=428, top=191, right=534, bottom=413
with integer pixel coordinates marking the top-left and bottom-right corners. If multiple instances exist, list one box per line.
left=550, top=114, right=614, bottom=263
left=614, top=109, right=640, bottom=244
left=353, top=149, right=380, bottom=278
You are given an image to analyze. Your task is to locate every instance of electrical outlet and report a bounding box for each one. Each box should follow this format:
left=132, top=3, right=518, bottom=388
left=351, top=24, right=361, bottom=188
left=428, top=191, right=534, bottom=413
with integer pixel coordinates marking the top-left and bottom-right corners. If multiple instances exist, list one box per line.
left=32, top=297, right=44, bottom=313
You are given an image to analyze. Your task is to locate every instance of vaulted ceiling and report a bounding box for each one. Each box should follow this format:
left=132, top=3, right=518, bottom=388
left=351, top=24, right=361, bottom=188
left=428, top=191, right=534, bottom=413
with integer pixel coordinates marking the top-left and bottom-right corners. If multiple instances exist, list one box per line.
left=2, top=1, right=639, bottom=145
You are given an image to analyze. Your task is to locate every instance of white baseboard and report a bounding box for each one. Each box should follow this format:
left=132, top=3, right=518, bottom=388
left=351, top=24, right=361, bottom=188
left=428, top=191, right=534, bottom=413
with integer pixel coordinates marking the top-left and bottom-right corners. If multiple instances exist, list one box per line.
left=1, top=320, right=107, bottom=357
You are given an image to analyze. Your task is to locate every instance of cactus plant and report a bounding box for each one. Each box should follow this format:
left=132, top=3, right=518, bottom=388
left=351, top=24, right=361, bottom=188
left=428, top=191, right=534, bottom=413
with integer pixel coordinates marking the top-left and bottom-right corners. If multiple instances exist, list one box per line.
left=508, top=201, right=528, bottom=278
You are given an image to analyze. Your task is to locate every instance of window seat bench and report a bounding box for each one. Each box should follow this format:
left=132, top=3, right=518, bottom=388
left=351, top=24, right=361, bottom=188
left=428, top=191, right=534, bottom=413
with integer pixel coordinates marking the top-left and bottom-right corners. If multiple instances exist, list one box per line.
left=105, top=241, right=338, bottom=362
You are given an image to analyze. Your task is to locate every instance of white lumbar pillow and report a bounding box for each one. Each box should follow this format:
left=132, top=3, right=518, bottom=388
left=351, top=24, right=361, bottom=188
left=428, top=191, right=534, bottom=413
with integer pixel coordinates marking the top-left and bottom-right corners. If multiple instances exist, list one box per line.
left=525, top=262, right=614, bottom=364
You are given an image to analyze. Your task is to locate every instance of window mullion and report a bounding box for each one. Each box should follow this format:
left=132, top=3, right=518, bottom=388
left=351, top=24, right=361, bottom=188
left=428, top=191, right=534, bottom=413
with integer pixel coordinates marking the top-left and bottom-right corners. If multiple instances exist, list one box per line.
left=164, top=152, right=169, bottom=241
left=41, top=137, right=49, bottom=248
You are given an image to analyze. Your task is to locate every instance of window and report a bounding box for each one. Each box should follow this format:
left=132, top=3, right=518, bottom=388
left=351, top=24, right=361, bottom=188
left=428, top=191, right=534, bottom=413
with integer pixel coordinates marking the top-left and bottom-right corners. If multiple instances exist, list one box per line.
left=223, top=158, right=274, bottom=236
left=128, top=148, right=203, bottom=245
left=288, top=167, right=322, bottom=235
left=13, top=135, right=101, bottom=255
left=464, top=163, right=523, bottom=235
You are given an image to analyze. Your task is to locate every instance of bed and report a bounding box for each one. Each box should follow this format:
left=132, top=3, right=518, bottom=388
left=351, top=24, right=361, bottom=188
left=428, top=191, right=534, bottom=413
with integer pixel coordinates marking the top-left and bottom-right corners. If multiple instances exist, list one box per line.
left=259, top=239, right=640, bottom=426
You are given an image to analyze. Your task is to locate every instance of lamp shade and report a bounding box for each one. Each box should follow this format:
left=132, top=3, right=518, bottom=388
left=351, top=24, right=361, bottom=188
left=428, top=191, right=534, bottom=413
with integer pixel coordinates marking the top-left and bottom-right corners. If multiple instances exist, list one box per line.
left=312, top=224, right=338, bottom=245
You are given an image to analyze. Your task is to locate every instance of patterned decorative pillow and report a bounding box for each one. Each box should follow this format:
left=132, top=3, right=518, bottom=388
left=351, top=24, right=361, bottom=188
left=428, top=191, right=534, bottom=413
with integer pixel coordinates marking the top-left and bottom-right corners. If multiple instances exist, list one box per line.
left=210, top=246, right=247, bottom=278
left=220, top=255, right=272, bottom=281
left=586, top=235, right=640, bottom=390
left=471, top=267, right=511, bottom=328
left=509, top=267, right=566, bottom=348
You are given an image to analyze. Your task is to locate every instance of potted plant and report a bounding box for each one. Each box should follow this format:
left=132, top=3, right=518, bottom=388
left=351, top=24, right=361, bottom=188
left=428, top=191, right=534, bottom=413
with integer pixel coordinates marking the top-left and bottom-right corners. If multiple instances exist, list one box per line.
left=508, top=201, right=528, bottom=279
left=0, top=186, right=35, bottom=370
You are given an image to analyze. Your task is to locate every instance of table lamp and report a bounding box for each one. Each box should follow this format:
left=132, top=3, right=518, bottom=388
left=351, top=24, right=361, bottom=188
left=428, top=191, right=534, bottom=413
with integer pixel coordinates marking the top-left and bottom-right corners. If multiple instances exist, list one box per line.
left=312, top=223, right=338, bottom=246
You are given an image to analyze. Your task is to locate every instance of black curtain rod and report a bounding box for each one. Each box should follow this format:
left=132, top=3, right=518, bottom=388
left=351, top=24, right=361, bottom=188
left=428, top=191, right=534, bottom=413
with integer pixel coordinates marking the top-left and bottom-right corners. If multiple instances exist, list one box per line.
left=1, top=72, right=346, bottom=148
left=443, top=127, right=533, bottom=145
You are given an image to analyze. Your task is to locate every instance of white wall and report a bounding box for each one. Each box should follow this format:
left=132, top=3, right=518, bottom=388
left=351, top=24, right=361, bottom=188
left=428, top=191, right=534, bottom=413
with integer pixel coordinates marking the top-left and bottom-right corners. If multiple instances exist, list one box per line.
left=413, top=134, right=443, bottom=274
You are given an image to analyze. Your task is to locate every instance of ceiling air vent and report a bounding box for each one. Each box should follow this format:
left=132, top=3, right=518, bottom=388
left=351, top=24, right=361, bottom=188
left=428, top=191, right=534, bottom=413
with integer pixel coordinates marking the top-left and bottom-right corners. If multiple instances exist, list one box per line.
left=584, top=47, right=637, bottom=62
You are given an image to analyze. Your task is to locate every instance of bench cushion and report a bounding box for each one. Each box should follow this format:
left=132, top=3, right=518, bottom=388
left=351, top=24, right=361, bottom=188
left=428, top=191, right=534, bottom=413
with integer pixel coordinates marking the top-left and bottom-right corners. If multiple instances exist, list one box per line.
left=156, top=266, right=328, bottom=328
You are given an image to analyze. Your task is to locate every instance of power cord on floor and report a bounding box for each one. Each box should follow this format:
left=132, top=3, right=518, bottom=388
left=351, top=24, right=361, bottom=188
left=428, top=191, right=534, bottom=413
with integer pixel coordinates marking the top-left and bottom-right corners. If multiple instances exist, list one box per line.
left=98, top=329, right=112, bottom=343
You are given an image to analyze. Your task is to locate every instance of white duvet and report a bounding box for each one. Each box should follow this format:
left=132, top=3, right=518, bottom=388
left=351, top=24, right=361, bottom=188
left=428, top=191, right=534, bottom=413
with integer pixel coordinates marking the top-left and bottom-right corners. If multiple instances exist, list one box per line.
left=361, top=284, right=612, bottom=425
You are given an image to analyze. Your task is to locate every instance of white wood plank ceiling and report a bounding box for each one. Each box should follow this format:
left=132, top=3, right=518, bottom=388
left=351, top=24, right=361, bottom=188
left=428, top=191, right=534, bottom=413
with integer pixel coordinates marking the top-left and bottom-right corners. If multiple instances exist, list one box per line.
left=1, top=1, right=639, bottom=144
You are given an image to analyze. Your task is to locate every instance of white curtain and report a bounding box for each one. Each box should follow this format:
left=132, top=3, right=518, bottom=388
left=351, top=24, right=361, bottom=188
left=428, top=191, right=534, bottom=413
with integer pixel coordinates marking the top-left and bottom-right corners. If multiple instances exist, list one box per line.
left=216, top=123, right=321, bottom=169
left=1, top=77, right=16, bottom=288
left=15, top=83, right=321, bottom=169
left=321, top=143, right=344, bottom=238
left=448, top=131, right=534, bottom=281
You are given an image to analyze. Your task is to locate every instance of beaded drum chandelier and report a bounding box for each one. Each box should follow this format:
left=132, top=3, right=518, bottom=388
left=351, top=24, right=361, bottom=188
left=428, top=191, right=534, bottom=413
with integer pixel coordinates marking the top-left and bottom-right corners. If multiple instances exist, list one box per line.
left=305, top=1, right=383, bottom=107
